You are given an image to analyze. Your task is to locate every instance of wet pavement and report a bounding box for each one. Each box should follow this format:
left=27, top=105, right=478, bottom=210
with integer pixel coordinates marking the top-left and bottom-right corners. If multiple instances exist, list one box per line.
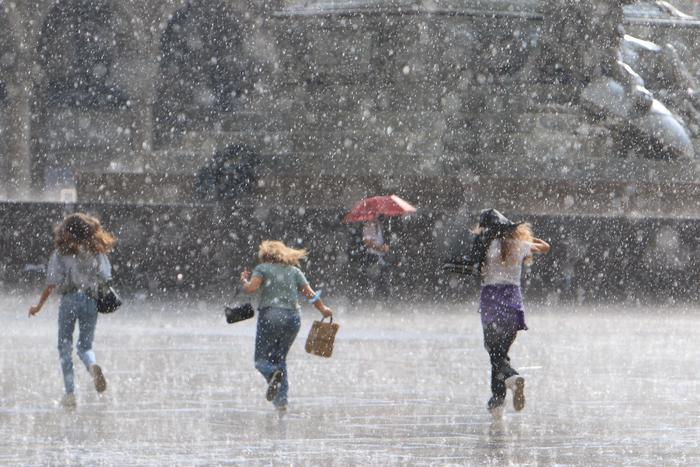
left=1, top=294, right=699, bottom=465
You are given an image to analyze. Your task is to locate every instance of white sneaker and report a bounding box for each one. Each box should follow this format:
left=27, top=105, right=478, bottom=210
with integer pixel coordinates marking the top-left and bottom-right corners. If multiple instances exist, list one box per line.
left=505, top=375, right=525, bottom=411
left=488, top=404, right=504, bottom=419
left=487, top=396, right=505, bottom=418
left=60, top=393, right=77, bottom=408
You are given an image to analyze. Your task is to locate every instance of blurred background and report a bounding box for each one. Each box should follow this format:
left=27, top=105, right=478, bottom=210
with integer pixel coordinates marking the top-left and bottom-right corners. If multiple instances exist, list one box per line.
left=2, top=0, right=700, bottom=302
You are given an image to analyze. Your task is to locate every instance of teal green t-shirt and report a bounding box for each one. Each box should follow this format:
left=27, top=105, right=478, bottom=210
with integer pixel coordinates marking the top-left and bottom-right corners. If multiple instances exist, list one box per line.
left=251, top=263, right=309, bottom=310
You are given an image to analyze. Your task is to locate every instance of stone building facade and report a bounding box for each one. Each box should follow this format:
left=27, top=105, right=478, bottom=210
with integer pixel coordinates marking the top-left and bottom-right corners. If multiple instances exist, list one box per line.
left=1, top=0, right=700, bottom=217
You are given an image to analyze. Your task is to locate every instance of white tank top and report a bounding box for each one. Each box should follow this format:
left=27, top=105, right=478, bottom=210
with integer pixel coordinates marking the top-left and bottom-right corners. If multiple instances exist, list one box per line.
left=482, top=239, right=533, bottom=286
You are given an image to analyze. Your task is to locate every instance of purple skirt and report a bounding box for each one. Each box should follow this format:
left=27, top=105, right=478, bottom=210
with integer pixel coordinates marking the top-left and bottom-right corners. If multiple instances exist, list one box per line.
left=479, top=284, right=528, bottom=331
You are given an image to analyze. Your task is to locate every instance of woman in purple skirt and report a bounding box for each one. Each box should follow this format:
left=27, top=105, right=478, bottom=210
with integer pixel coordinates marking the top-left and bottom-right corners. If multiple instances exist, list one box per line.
left=475, top=209, right=550, bottom=416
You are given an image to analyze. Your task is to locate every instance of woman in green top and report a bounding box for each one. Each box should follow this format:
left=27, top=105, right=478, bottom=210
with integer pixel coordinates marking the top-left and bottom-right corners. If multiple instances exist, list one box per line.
left=241, top=240, right=332, bottom=411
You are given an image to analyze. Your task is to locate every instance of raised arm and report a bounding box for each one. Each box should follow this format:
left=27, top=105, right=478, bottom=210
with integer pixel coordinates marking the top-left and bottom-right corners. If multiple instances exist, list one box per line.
left=300, top=284, right=333, bottom=318
left=530, top=238, right=551, bottom=254
left=240, top=268, right=263, bottom=294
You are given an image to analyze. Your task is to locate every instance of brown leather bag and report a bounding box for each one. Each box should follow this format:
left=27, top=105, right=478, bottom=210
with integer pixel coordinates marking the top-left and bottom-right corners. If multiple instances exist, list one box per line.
left=305, top=317, right=339, bottom=358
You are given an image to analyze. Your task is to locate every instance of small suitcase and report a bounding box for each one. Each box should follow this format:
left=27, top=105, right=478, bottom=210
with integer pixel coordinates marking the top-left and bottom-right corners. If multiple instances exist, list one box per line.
left=305, top=317, right=339, bottom=358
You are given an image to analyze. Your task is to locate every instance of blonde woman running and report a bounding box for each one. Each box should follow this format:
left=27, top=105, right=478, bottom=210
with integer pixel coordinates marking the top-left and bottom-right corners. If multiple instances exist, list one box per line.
left=240, top=240, right=332, bottom=411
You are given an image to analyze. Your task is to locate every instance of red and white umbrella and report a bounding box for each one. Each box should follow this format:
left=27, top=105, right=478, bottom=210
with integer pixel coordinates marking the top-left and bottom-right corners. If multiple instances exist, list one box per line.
left=343, top=195, right=417, bottom=223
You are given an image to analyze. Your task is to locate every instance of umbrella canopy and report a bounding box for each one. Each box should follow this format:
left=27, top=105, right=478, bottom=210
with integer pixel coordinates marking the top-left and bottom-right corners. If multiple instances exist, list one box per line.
left=343, top=195, right=417, bottom=223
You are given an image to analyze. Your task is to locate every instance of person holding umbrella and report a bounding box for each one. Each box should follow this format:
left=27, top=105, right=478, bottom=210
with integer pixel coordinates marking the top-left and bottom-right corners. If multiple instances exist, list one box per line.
left=362, top=215, right=390, bottom=295
left=343, top=195, right=416, bottom=297
left=475, top=209, right=550, bottom=417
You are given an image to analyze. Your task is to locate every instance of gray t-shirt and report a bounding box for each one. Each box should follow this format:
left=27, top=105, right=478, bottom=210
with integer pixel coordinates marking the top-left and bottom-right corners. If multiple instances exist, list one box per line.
left=251, top=263, right=309, bottom=310
left=46, top=249, right=112, bottom=294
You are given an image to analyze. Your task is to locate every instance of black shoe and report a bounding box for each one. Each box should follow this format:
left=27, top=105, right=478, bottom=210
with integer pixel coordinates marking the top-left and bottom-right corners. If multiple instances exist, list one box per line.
left=266, top=370, right=283, bottom=402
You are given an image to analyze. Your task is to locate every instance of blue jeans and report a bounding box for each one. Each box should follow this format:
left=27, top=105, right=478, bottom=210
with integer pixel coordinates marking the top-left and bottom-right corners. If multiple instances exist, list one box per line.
left=254, top=307, right=301, bottom=407
left=58, top=292, right=98, bottom=394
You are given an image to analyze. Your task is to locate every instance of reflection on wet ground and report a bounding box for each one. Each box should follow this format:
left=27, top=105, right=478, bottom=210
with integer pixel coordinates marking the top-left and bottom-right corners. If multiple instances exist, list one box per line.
left=1, top=295, right=699, bottom=465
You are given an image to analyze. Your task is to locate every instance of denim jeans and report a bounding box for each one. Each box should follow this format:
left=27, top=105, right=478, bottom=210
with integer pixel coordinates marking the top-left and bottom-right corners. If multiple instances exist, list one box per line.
left=58, top=292, right=98, bottom=394
left=483, top=322, right=519, bottom=404
left=254, top=306, right=301, bottom=407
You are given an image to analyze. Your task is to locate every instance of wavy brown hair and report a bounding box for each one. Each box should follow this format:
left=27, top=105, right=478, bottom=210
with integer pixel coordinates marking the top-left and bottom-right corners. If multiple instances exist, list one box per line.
left=500, top=223, right=534, bottom=265
left=258, top=240, right=307, bottom=266
left=54, top=213, right=116, bottom=255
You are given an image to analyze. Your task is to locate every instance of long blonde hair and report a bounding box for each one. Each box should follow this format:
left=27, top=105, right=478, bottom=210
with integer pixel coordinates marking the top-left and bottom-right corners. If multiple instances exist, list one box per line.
left=54, top=213, right=116, bottom=256
left=501, top=223, right=534, bottom=265
left=258, top=240, right=307, bottom=266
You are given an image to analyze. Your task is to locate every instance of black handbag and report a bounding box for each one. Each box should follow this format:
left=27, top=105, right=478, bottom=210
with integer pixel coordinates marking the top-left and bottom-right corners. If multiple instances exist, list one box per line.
left=96, top=284, right=122, bottom=314
left=224, top=303, right=255, bottom=323
left=224, top=287, right=255, bottom=324
left=442, top=233, right=488, bottom=277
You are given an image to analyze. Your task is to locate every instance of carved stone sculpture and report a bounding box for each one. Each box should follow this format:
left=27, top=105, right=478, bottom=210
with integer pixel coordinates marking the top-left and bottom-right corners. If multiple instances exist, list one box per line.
left=540, top=0, right=695, bottom=160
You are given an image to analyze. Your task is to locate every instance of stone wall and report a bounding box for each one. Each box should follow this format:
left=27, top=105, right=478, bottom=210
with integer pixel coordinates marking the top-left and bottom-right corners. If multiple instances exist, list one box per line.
left=1, top=1, right=700, bottom=218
